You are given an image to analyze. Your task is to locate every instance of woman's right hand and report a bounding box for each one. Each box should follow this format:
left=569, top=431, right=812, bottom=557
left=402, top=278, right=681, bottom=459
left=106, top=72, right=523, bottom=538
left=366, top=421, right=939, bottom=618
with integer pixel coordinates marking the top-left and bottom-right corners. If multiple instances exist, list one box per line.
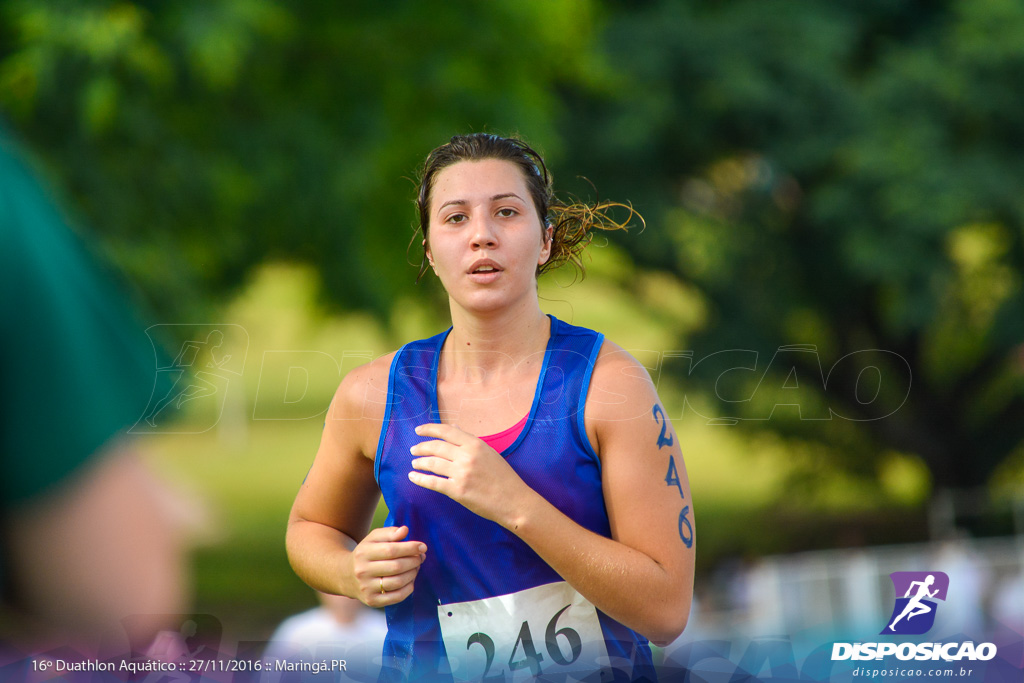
left=345, top=525, right=426, bottom=607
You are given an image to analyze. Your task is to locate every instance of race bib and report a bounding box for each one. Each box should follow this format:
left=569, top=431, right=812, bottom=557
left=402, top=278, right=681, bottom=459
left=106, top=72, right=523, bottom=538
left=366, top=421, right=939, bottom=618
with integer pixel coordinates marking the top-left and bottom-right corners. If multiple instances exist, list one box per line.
left=438, top=581, right=610, bottom=681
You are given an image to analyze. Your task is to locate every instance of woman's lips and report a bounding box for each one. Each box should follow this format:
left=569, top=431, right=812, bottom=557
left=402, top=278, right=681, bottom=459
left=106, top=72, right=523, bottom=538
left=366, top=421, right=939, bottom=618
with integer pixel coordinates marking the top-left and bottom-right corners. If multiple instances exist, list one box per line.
left=467, top=269, right=501, bottom=284
left=467, top=259, right=502, bottom=283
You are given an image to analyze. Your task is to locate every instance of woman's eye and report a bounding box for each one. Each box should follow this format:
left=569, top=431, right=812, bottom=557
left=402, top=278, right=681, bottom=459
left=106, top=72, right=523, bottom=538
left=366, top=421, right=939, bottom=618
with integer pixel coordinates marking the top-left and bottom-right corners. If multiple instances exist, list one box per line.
left=497, top=208, right=517, bottom=218
left=446, top=213, right=467, bottom=224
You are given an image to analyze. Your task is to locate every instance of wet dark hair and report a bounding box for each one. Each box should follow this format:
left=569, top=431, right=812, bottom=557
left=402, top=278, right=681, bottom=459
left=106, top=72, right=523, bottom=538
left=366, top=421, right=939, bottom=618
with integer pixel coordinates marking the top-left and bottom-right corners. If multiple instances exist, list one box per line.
left=415, top=133, right=640, bottom=281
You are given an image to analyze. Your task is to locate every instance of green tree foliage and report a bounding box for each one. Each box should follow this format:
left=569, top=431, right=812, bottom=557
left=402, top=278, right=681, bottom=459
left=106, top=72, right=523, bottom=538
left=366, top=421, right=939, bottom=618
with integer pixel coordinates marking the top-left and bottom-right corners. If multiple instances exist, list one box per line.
left=3, top=0, right=1022, bottom=494
left=563, top=0, right=1024, bottom=491
left=0, top=0, right=609, bottom=319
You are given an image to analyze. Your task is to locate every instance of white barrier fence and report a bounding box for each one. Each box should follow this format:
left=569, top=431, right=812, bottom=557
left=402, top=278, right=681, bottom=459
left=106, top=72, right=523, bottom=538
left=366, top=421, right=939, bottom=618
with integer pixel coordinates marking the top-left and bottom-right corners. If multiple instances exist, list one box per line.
left=684, top=537, right=1024, bottom=641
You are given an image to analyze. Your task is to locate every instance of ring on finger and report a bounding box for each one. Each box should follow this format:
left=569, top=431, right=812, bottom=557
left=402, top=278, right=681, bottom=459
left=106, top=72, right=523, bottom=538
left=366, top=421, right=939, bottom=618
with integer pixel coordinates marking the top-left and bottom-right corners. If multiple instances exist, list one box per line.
left=380, top=577, right=385, bottom=594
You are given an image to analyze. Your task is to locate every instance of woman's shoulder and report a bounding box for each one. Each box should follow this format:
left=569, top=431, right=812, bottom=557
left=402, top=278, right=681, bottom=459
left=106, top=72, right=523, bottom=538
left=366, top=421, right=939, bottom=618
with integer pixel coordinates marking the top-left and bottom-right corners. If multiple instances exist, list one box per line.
left=331, top=351, right=398, bottom=424
left=333, top=327, right=448, bottom=417
left=586, top=339, right=659, bottom=421
left=592, top=338, right=652, bottom=376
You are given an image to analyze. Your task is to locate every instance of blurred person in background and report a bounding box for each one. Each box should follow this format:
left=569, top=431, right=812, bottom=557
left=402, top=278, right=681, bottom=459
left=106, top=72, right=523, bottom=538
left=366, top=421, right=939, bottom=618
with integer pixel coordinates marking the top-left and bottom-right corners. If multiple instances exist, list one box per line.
left=264, top=591, right=388, bottom=668
left=0, top=123, right=188, bottom=657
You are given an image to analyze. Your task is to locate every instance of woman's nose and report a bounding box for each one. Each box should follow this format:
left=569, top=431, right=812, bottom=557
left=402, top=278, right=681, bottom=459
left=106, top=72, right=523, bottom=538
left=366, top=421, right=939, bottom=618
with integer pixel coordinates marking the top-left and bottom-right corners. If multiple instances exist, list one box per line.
left=470, top=217, right=498, bottom=248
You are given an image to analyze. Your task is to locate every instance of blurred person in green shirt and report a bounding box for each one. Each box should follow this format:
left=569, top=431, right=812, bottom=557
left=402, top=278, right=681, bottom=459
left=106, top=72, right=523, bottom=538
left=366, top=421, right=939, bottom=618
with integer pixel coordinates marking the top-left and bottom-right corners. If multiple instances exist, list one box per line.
left=0, top=123, right=188, bottom=656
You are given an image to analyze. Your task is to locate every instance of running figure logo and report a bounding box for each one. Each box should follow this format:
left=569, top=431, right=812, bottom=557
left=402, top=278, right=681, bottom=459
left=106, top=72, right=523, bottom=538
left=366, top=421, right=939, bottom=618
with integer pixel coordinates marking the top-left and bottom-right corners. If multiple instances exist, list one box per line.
left=131, top=324, right=248, bottom=433
left=881, top=571, right=949, bottom=635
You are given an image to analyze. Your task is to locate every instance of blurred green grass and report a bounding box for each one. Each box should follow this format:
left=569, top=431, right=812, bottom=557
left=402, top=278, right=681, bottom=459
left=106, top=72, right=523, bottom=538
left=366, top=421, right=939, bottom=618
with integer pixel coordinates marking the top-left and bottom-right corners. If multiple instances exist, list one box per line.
left=143, top=421, right=327, bottom=639
left=140, top=249, right=933, bottom=640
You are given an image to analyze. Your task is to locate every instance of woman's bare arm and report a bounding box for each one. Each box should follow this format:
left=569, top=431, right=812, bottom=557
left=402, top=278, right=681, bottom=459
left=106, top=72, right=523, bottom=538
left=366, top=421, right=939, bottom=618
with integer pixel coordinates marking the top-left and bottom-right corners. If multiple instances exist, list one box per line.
left=286, top=353, right=427, bottom=607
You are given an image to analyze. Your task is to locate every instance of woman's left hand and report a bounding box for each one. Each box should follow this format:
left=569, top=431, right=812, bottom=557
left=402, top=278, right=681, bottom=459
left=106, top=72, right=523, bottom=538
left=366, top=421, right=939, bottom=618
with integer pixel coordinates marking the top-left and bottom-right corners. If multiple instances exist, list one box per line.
left=408, top=423, right=531, bottom=527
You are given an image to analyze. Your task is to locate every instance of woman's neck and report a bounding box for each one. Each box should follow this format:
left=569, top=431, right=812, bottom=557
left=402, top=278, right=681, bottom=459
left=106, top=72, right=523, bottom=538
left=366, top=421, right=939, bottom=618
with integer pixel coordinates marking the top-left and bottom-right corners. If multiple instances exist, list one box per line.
left=442, top=300, right=550, bottom=380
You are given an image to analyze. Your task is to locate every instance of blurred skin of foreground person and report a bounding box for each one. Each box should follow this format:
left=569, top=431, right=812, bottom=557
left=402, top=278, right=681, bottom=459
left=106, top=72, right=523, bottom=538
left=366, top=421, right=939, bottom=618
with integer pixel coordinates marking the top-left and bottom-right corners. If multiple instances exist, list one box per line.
left=0, top=124, right=188, bottom=661
left=287, top=133, right=695, bottom=682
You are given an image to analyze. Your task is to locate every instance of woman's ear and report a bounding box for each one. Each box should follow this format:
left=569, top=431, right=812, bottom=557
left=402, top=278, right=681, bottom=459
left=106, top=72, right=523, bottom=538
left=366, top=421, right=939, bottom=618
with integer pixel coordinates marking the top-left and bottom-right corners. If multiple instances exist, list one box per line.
left=538, top=225, right=554, bottom=265
left=423, top=238, right=434, bottom=268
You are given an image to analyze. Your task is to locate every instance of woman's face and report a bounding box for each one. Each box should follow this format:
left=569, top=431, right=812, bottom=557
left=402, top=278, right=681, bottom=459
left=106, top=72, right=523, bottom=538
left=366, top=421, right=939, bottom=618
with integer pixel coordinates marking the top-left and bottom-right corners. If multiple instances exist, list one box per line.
left=425, top=159, right=552, bottom=315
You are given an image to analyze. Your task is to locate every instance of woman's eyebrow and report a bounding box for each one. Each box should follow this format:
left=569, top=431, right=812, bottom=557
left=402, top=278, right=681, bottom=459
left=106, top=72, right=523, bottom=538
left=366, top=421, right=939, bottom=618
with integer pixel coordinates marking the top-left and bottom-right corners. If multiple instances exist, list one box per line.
left=437, top=198, right=467, bottom=214
left=491, top=193, right=524, bottom=203
left=436, top=193, right=525, bottom=215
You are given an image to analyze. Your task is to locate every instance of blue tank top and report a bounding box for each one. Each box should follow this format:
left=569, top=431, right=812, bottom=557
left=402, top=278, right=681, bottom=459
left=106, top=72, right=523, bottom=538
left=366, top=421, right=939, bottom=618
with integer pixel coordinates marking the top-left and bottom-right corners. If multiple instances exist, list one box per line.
left=374, top=315, right=656, bottom=682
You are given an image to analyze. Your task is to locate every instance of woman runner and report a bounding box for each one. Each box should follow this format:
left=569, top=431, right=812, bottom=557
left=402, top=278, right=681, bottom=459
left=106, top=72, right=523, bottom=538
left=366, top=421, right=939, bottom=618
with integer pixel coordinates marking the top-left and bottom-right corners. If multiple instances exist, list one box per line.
left=286, top=133, right=695, bottom=682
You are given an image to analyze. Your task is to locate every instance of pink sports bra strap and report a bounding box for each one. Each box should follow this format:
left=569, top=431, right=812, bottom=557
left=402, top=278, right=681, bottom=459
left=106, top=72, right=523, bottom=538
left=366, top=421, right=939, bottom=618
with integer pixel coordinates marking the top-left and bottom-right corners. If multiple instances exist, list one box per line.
left=479, top=413, right=529, bottom=453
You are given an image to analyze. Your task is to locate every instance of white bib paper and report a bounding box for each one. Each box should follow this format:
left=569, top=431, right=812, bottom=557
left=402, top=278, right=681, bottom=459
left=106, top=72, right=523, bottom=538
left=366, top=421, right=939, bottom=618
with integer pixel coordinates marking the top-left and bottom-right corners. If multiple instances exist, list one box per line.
left=438, top=581, right=609, bottom=681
